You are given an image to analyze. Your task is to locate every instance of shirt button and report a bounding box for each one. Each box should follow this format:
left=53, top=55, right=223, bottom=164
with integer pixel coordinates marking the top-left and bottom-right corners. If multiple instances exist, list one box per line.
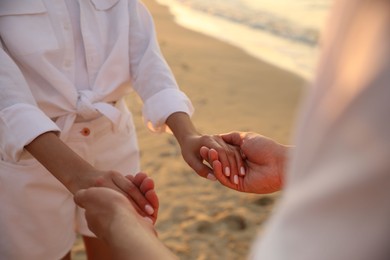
left=81, top=127, right=91, bottom=136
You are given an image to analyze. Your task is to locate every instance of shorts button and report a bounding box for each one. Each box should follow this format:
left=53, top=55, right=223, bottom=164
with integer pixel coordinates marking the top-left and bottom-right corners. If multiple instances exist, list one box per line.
left=81, top=127, right=91, bottom=136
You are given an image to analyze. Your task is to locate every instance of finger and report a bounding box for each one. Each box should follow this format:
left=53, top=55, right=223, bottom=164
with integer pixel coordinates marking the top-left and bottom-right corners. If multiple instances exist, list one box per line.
left=200, top=146, right=210, bottom=161
left=210, top=139, right=232, bottom=178
left=233, top=147, right=246, bottom=176
left=187, top=154, right=216, bottom=181
left=213, top=139, right=240, bottom=183
left=137, top=176, right=158, bottom=217
left=145, top=189, right=159, bottom=210
left=212, top=160, right=224, bottom=179
left=236, top=152, right=246, bottom=177
left=140, top=179, right=158, bottom=223
left=126, top=174, right=135, bottom=182
left=212, top=160, right=236, bottom=190
left=126, top=173, right=153, bottom=194
left=140, top=177, right=155, bottom=194
left=74, top=189, right=88, bottom=208
left=145, top=189, right=159, bottom=223
left=112, top=174, right=155, bottom=216
left=198, top=136, right=228, bottom=174
left=220, top=132, right=244, bottom=147
left=208, top=148, right=219, bottom=162
left=226, top=147, right=240, bottom=185
left=200, top=148, right=212, bottom=169
left=132, top=172, right=148, bottom=186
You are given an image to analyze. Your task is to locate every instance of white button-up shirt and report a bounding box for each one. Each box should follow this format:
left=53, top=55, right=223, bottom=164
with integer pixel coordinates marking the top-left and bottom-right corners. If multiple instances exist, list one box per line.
left=0, top=0, right=193, bottom=162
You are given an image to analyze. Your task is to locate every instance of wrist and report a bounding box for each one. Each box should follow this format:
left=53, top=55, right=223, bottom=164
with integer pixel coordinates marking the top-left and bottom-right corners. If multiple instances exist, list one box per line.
left=166, top=112, right=199, bottom=145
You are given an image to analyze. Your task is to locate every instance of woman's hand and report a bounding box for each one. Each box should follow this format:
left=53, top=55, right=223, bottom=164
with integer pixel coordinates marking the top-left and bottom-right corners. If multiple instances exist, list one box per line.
left=165, top=112, right=244, bottom=182
left=92, top=172, right=159, bottom=223
left=180, top=133, right=245, bottom=183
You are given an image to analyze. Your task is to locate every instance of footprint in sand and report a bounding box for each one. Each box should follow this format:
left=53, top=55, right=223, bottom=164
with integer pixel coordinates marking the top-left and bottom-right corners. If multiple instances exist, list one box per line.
left=196, top=220, right=214, bottom=234
left=219, top=215, right=247, bottom=231
left=194, top=215, right=247, bottom=234
left=167, top=136, right=177, bottom=147
left=181, top=63, right=190, bottom=71
left=159, top=151, right=172, bottom=158
left=197, top=98, right=208, bottom=106
left=253, top=196, right=275, bottom=207
left=144, top=161, right=162, bottom=173
left=166, top=137, right=181, bottom=156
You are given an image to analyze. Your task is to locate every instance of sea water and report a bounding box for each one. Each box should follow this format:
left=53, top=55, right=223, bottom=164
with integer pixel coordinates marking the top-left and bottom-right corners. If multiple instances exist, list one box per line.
left=155, top=0, right=332, bottom=79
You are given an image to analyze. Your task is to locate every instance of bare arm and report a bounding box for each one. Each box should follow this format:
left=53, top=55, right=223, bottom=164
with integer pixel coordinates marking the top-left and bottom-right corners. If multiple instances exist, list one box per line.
left=25, top=132, right=95, bottom=194
left=25, top=132, right=157, bottom=220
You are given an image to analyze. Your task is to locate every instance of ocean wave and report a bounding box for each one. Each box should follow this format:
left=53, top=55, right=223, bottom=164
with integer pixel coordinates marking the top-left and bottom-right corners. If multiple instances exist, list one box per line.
left=175, top=0, right=320, bottom=46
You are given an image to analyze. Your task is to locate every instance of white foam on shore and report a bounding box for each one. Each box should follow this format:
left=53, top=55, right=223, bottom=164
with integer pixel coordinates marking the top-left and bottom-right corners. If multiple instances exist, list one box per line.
left=155, top=0, right=331, bottom=80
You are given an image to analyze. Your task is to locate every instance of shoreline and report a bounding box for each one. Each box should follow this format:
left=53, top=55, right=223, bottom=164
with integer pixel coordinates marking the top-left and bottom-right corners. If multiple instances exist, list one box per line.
left=154, top=0, right=322, bottom=80
left=141, top=0, right=306, bottom=142
left=72, top=0, right=306, bottom=259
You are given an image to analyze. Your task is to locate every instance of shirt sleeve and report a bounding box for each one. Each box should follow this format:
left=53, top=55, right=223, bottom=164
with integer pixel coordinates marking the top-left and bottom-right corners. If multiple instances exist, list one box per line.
left=250, top=0, right=390, bottom=259
left=0, top=48, right=60, bottom=162
left=128, top=0, right=194, bottom=132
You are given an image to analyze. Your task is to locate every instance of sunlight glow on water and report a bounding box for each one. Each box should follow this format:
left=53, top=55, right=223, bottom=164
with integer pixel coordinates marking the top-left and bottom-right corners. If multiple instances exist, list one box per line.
left=156, top=0, right=332, bottom=79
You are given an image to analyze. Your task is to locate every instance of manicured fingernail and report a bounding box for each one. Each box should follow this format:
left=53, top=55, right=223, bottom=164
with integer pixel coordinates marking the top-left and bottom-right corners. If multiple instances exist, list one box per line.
left=240, top=167, right=246, bottom=176
left=207, top=173, right=217, bottom=181
left=145, top=205, right=154, bottom=215
left=143, top=217, right=153, bottom=224
left=234, top=175, right=239, bottom=185
left=224, top=167, right=231, bottom=177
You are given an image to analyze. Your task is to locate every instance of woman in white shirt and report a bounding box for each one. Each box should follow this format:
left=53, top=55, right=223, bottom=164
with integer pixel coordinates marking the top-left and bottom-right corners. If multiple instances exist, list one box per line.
left=0, top=0, right=241, bottom=259
left=75, top=0, right=390, bottom=259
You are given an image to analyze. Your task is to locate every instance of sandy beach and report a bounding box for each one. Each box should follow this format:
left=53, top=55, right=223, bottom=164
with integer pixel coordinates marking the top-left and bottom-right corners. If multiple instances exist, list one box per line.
left=72, top=0, right=306, bottom=259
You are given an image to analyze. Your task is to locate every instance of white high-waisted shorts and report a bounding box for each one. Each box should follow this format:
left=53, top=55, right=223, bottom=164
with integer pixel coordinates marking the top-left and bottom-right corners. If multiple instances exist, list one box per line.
left=0, top=101, right=140, bottom=259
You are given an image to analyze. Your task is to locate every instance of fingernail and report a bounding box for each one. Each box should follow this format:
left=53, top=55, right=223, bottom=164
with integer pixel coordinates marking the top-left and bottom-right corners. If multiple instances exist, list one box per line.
left=207, top=173, right=217, bottom=181
left=234, top=175, right=239, bottom=185
left=143, top=217, right=154, bottom=224
left=240, top=167, right=246, bottom=176
left=145, top=205, right=154, bottom=215
left=224, top=167, right=231, bottom=177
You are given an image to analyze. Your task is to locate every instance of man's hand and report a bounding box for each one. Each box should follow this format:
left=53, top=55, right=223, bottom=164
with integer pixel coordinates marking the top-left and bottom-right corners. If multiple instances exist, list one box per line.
left=74, top=187, right=156, bottom=243
left=74, top=186, right=177, bottom=260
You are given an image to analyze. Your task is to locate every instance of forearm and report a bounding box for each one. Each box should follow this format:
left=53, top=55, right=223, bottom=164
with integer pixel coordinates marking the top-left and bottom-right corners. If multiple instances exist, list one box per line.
left=165, top=112, right=199, bottom=145
left=109, top=231, right=177, bottom=260
left=25, top=131, right=95, bottom=194
left=106, top=211, right=177, bottom=260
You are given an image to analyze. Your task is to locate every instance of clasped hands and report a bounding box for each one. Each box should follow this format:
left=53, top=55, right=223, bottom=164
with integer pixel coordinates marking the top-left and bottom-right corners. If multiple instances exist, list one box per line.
left=74, top=132, right=288, bottom=241
left=200, top=131, right=287, bottom=194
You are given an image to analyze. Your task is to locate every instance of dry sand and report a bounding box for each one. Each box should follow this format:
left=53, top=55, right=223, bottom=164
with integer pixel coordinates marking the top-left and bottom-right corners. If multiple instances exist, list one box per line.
left=72, top=0, right=306, bottom=259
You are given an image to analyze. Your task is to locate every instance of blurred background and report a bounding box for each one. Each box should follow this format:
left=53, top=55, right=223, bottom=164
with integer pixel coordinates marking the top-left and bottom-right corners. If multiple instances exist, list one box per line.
left=72, top=1, right=331, bottom=259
